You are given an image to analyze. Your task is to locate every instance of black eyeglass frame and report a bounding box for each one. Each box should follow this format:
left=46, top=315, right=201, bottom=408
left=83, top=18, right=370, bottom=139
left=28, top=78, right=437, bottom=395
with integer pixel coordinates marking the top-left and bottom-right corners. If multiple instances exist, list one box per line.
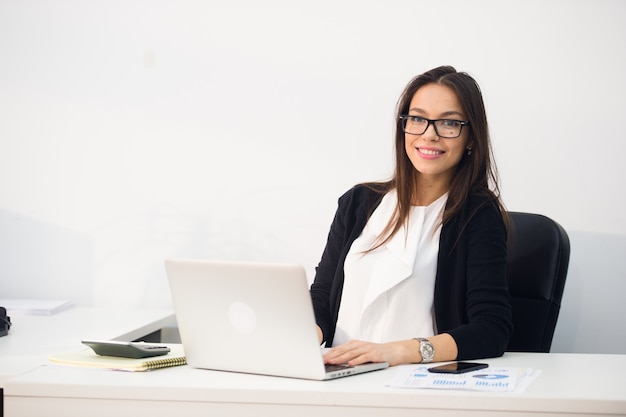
left=399, top=114, right=470, bottom=138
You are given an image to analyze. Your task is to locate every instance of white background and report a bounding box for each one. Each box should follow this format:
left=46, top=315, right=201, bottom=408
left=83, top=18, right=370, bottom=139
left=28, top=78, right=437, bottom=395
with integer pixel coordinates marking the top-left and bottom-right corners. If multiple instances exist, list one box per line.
left=1, top=0, right=625, bottom=354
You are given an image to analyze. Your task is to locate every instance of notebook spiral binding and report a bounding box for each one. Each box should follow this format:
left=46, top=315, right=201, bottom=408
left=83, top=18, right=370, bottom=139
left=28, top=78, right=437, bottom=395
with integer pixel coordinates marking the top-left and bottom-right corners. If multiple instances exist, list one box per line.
left=144, top=356, right=187, bottom=370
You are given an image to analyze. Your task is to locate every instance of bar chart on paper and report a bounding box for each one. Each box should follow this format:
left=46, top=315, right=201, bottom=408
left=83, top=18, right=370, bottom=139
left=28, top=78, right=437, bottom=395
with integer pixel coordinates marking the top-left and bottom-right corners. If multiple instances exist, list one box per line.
left=431, top=377, right=468, bottom=388
left=472, top=372, right=514, bottom=390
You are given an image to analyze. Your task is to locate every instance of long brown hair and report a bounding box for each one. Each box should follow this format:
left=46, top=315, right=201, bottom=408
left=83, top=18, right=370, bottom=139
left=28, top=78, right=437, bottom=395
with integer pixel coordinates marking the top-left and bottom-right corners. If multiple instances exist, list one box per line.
left=366, top=65, right=507, bottom=249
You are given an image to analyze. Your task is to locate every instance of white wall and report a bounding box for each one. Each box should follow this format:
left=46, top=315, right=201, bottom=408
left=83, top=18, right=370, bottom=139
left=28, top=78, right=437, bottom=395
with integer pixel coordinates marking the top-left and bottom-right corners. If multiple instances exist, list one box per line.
left=1, top=0, right=625, bottom=354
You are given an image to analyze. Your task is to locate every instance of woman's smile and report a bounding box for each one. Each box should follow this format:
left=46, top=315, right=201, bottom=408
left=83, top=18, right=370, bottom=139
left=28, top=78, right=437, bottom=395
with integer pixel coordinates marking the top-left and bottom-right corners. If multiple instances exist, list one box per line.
left=416, top=146, right=445, bottom=158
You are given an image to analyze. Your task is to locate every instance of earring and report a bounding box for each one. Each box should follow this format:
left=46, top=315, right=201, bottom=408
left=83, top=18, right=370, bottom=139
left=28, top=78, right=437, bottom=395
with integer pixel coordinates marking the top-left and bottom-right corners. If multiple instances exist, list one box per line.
left=466, top=147, right=472, bottom=156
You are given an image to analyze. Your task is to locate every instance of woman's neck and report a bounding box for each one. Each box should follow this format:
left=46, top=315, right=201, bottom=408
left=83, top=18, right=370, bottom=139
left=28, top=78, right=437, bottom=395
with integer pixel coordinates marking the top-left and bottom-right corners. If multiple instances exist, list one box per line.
left=411, top=176, right=451, bottom=206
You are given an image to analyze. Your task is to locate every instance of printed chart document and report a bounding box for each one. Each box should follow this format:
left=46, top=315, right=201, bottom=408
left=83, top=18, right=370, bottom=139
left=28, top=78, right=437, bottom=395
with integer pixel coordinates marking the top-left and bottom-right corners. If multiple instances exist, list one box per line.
left=386, top=364, right=541, bottom=393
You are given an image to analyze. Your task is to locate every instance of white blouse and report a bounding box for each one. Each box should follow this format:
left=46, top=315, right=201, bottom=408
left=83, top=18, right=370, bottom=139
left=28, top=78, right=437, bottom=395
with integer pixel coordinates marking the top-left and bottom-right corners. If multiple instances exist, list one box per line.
left=333, top=190, right=447, bottom=347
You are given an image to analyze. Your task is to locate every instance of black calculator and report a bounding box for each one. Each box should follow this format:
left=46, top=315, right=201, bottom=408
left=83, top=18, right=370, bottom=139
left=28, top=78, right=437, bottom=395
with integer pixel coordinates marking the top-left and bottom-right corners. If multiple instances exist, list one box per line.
left=82, top=339, right=171, bottom=359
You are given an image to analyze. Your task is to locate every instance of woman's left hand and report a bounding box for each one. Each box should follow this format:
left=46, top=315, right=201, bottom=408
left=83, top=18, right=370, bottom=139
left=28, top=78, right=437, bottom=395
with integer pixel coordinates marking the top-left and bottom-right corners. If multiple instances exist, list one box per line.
left=323, top=339, right=415, bottom=367
left=323, top=333, right=458, bottom=366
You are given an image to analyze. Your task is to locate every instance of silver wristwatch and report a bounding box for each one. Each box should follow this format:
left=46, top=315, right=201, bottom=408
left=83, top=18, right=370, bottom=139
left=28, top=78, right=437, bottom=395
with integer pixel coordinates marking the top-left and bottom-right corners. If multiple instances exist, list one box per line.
left=417, top=338, right=434, bottom=363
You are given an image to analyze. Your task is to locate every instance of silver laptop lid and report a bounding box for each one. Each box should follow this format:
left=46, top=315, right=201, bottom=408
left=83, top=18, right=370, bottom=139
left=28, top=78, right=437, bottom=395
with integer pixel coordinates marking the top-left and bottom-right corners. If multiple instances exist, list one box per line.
left=165, top=259, right=330, bottom=380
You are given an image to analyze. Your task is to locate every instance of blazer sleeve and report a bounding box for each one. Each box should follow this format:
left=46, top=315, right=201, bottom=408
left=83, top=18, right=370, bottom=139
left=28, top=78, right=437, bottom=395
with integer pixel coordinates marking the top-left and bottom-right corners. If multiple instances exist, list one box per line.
left=309, top=194, right=348, bottom=344
left=309, top=185, right=384, bottom=346
left=435, top=197, right=513, bottom=360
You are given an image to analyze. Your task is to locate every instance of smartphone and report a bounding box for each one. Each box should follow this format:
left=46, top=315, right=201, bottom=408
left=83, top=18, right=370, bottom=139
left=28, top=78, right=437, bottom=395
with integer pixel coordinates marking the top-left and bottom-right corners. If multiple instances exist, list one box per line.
left=82, top=339, right=171, bottom=359
left=427, top=361, right=488, bottom=374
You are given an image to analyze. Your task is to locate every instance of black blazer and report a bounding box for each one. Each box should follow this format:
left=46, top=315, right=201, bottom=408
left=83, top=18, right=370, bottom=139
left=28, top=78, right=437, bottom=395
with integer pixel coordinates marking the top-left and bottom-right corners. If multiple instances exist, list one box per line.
left=310, top=184, right=512, bottom=360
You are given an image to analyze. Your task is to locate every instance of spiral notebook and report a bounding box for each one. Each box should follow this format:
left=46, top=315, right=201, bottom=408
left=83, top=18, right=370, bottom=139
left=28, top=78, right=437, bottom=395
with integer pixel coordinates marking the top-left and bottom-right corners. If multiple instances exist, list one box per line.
left=48, top=343, right=186, bottom=372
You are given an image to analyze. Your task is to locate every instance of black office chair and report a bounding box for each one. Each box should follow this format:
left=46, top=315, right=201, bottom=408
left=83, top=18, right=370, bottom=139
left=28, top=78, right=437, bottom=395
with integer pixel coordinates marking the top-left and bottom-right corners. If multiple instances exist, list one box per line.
left=506, top=212, right=570, bottom=352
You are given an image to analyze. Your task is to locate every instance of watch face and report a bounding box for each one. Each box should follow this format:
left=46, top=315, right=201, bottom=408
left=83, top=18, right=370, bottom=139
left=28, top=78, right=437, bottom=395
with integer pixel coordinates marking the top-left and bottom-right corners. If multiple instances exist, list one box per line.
left=420, top=339, right=434, bottom=360
left=422, top=345, right=433, bottom=357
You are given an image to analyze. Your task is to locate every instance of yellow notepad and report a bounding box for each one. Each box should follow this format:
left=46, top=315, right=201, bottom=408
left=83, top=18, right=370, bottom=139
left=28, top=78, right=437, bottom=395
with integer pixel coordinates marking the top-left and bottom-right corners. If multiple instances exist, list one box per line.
left=49, top=343, right=186, bottom=372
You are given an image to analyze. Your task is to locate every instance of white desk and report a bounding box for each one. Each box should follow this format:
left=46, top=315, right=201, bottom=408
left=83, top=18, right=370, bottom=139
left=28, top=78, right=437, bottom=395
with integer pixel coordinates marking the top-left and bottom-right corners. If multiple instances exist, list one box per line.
left=0, top=307, right=175, bottom=387
left=4, top=352, right=626, bottom=416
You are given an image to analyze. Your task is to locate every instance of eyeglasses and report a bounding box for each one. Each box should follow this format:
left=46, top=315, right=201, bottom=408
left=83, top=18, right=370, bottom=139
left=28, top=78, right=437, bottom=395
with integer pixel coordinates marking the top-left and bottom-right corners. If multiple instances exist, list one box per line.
left=399, top=115, right=470, bottom=138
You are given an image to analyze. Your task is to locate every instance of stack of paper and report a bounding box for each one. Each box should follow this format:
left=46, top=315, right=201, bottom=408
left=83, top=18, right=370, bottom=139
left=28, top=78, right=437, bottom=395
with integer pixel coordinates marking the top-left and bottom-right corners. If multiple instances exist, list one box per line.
left=0, top=298, right=74, bottom=315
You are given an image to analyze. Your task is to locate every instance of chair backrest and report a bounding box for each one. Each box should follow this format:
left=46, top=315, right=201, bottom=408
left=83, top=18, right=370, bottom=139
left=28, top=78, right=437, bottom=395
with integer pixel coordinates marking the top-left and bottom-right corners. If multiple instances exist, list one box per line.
left=506, top=212, right=570, bottom=352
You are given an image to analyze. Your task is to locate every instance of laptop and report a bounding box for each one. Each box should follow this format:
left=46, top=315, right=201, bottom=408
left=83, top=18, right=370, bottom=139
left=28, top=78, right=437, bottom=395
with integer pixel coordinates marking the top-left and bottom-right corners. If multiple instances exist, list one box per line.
left=165, top=258, right=389, bottom=380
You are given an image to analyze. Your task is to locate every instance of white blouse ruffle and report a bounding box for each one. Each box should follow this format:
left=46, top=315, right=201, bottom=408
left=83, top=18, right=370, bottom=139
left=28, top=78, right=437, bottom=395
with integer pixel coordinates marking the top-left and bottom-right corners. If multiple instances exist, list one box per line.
left=333, top=190, right=447, bottom=346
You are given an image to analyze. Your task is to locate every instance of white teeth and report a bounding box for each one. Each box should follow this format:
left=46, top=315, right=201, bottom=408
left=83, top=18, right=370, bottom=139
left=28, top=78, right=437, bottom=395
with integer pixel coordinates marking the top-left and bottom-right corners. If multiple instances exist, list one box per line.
left=419, top=148, right=441, bottom=155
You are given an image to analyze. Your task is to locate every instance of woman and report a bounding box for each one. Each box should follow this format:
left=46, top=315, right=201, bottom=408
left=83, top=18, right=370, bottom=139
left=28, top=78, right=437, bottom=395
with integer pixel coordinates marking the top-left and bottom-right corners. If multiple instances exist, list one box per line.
left=310, top=66, right=512, bottom=367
